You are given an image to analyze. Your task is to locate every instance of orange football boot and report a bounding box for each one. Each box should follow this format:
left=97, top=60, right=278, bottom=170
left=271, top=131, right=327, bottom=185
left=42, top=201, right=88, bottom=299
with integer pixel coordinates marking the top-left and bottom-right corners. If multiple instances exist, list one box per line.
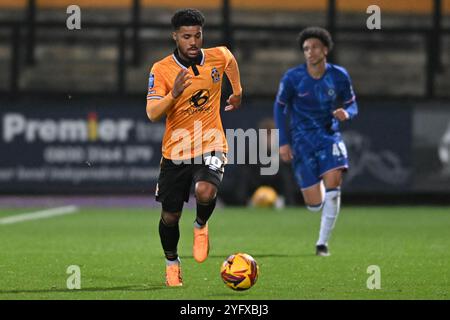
left=165, top=262, right=183, bottom=287
left=193, top=224, right=209, bottom=263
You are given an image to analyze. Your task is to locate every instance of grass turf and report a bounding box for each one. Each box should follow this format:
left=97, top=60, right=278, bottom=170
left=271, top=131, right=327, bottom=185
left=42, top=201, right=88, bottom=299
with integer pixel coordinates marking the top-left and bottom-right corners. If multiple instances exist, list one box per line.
left=0, top=206, right=449, bottom=300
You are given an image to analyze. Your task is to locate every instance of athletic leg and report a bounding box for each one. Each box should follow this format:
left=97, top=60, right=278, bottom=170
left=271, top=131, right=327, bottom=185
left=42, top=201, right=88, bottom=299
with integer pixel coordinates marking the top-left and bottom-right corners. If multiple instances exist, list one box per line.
left=155, top=157, right=191, bottom=286
left=315, top=168, right=344, bottom=255
left=159, top=205, right=184, bottom=286
left=192, top=153, right=225, bottom=263
left=301, top=181, right=326, bottom=212
left=194, top=181, right=217, bottom=226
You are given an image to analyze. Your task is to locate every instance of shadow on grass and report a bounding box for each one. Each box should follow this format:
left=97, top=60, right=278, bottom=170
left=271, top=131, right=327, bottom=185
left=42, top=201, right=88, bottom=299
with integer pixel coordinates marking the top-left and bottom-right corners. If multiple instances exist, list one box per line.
left=0, top=284, right=166, bottom=295
left=183, top=253, right=314, bottom=259
left=207, top=292, right=253, bottom=298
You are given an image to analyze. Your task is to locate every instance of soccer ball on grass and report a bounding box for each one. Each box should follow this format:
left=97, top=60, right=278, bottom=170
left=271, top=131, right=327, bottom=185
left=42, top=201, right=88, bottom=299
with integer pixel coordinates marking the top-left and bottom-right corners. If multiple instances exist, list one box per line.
left=220, top=253, right=259, bottom=291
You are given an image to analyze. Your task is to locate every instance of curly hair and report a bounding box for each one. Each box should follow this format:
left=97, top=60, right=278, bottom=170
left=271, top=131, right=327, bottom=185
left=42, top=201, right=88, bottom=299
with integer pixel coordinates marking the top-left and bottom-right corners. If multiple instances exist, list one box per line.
left=297, top=27, right=333, bottom=51
left=171, top=8, right=205, bottom=30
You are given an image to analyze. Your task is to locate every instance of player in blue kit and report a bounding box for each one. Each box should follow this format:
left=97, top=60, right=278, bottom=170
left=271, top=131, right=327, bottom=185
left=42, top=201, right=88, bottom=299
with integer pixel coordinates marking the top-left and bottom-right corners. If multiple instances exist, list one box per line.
left=273, top=27, right=358, bottom=256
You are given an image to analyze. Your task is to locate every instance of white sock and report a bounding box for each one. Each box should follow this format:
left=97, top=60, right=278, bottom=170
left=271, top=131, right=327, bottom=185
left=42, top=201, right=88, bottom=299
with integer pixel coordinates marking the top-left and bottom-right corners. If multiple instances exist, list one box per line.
left=194, top=220, right=205, bottom=229
left=166, top=257, right=181, bottom=266
left=317, top=188, right=341, bottom=246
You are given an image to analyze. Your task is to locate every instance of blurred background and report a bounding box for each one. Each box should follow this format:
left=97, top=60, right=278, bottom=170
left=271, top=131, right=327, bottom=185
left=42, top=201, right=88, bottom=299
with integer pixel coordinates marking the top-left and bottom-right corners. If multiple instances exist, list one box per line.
left=0, top=0, right=449, bottom=207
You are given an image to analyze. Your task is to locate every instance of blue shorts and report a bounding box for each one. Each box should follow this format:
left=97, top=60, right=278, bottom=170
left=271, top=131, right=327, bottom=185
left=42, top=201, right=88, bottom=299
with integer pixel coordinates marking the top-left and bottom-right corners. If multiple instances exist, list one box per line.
left=291, top=136, right=349, bottom=189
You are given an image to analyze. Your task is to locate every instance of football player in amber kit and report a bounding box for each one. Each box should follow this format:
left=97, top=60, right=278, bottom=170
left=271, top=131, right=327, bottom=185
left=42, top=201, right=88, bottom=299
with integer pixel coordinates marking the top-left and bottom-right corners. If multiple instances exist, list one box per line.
left=146, top=8, right=242, bottom=286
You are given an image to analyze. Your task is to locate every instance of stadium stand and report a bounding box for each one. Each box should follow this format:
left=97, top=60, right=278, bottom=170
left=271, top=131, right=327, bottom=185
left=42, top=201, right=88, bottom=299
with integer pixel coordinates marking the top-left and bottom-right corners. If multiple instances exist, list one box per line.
left=0, top=0, right=449, bottom=97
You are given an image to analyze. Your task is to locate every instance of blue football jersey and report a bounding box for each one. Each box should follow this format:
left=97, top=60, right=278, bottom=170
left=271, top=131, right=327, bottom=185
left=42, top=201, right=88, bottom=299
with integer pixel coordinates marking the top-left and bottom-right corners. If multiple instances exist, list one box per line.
left=275, top=63, right=358, bottom=151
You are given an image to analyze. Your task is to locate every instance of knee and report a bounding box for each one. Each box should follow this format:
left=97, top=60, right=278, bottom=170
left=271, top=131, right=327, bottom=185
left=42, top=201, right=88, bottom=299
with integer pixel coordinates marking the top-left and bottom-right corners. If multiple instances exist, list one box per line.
left=195, top=182, right=217, bottom=204
left=161, top=198, right=184, bottom=216
left=161, top=211, right=181, bottom=226
left=323, top=171, right=343, bottom=190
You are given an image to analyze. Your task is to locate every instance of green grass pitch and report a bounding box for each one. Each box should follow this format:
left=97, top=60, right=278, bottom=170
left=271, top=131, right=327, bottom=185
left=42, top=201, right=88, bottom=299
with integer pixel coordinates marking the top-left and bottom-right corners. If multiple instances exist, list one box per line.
left=0, top=206, right=449, bottom=300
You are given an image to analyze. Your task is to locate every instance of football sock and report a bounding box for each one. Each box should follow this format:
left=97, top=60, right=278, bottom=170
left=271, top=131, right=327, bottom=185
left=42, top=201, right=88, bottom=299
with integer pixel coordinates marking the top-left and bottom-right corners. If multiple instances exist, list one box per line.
left=159, top=218, right=180, bottom=261
left=195, top=197, right=216, bottom=227
left=193, top=220, right=203, bottom=229
left=317, top=188, right=341, bottom=246
left=165, top=257, right=181, bottom=266
left=307, top=202, right=324, bottom=212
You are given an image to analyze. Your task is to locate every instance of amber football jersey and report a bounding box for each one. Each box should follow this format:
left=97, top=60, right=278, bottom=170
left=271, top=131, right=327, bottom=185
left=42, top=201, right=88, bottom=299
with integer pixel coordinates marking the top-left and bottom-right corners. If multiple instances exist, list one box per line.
left=147, top=46, right=242, bottom=160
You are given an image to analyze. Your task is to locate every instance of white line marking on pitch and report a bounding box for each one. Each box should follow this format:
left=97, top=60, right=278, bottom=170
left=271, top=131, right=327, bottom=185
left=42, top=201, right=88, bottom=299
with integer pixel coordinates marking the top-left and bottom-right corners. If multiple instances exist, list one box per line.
left=0, top=205, right=79, bottom=225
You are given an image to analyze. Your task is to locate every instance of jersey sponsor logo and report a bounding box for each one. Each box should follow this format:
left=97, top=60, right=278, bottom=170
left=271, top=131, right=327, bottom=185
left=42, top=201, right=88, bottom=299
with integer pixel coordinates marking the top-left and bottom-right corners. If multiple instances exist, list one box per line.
left=184, top=89, right=212, bottom=115
left=211, top=67, right=220, bottom=83
left=190, top=89, right=210, bottom=108
left=148, top=73, right=155, bottom=89
left=298, top=92, right=309, bottom=97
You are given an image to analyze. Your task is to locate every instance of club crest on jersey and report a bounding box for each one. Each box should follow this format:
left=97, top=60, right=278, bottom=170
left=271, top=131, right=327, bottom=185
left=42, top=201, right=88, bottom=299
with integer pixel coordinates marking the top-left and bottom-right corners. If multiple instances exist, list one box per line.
left=211, top=67, right=220, bottom=83
left=148, top=73, right=155, bottom=89
left=328, top=88, right=335, bottom=96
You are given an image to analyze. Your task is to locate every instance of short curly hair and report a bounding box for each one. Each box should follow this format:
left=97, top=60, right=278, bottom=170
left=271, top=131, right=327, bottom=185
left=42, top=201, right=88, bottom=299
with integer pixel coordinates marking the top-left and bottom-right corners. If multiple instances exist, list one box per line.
left=171, top=8, right=205, bottom=30
left=297, top=27, right=333, bottom=51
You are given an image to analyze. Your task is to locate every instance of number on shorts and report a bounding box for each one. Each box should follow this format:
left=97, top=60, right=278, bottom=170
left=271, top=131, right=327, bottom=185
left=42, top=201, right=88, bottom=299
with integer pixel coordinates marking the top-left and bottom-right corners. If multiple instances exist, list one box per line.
left=332, top=142, right=347, bottom=158
left=204, top=155, right=223, bottom=171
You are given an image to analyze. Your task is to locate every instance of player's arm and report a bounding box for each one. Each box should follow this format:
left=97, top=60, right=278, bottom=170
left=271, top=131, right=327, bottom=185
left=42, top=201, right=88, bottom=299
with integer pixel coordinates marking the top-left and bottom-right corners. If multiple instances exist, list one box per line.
left=220, top=47, right=243, bottom=111
left=333, top=99, right=357, bottom=121
left=333, top=71, right=358, bottom=122
left=274, top=102, right=293, bottom=162
left=274, top=74, right=294, bottom=162
left=146, top=69, right=192, bottom=122
left=146, top=94, right=175, bottom=122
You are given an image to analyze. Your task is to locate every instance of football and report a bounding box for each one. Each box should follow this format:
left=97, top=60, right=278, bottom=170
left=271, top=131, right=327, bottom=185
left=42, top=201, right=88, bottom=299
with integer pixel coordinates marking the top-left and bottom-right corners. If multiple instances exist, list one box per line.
left=250, top=185, right=278, bottom=208
left=220, top=253, right=259, bottom=290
